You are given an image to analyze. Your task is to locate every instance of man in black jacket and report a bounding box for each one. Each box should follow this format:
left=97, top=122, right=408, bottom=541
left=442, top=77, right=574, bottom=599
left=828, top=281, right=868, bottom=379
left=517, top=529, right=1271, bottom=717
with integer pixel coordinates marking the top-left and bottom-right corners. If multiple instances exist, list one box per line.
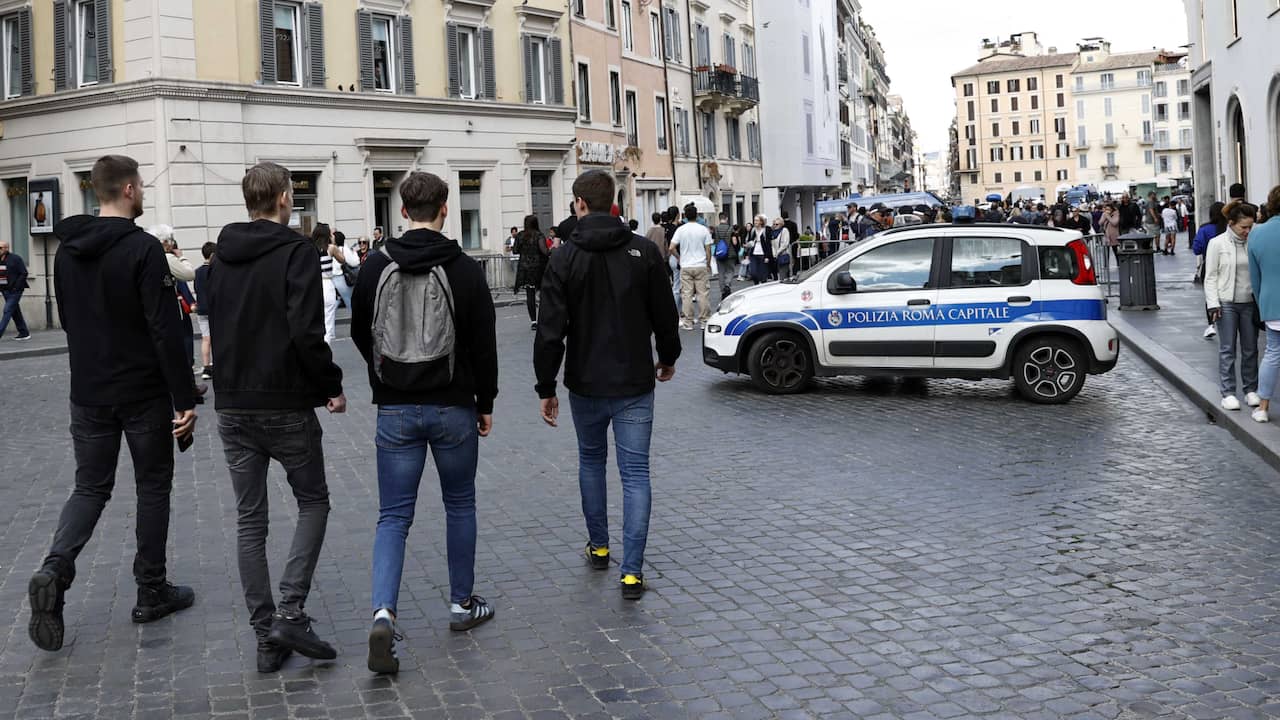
left=534, top=169, right=681, bottom=600
left=350, top=171, right=499, bottom=674
left=0, top=240, right=30, bottom=339
left=206, top=162, right=346, bottom=673
left=28, top=155, right=197, bottom=653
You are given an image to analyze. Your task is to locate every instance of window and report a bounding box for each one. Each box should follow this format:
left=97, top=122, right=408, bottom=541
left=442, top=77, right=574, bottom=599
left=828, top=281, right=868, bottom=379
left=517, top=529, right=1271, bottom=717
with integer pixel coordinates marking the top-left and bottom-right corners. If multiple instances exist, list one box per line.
left=1106, top=151, right=1116, bottom=167
left=991, top=122, right=999, bottom=138
left=1137, top=69, right=1151, bottom=86
left=1053, top=117, right=1066, bottom=137
left=1076, top=99, right=1085, bottom=120
left=1055, top=142, right=1070, bottom=158
left=649, top=13, right=661, bottom=58
left=604, top=0, right=616, bottom=29
left=620, top=0, right=633, bottom=50
left=1158, top=155, right=1170, bottom=173
left=1104, top=97, right=1112, bottom=117
left=1142, top=94, right=1150, bottom=113
left=1079, top=153, right=1088, bottom=169
left=965, top=148, right=977, bottom=169
left=991, top=98, right=998, bottom=113
left=1183, top=154, right=1193, bottom=171
left=1011, top=120, right=1020, bottom=136
left=950, top=238, right=1026, bottom=287
left=1056, top=92, right=1064, bottom=108
left=456, top=26, right=477, bottom=98
left=525, top=36, right=555, bottom=104
left=747, top=121, right=761, bottom=160
left=624, top=89, right=638, bottom=145
left=1055, top=74, right=1063, bottom=88
left=609, top=70, right=622, bottom=125
left=1007, top=78, right=1020, bottom=92
left=1155, top=103, right=1168, bottom=122
left=1010, top=96, right=1019, bottom=111
left=572, top=0, right=585, bottom=17
left=1154, top=81, right=1166, bottom=98
left=722, top=33, right=735, bottom=68
left=1031, top=144, right=1044, bottom=159
left=801, top=33, right=810, bottom=75
left=1077, top=126, right=1086, bottom=146
left=74, top=0, right=100, bottom=87
left=989, top=146, right=1004, bottom=161
left=1034, top=170, right=1043, bottom=181
left=673, top=107, right=689, bottom=154
left=1144, top=149, right=1153, bottom=164
left=742, top=43, right=755, bottom=76
left=987, top=80, right=999, bottom=94
left=371, top=16, right=395, bottom=92
left=1011, top=145, right=1024, bottom=160
left=576, top=62, right=591, bottom=120
left=2, top=13, right=23, bottom=99
left=1179, top=128, right=1192, bottom=147
left=1014, top=171, right=1022, bottom=182
left=662, top=7, right=681, bottom=62
left=994, top=172, right=1003, bottom=183
left=1142, top=119, right=1152, bottom=139
left=458, top=172, right=483, bottom=250
left=963, top=82, right=973, bottom=97
left=846, top=238, right=935, bottom=291
left=1030, top=95, right=1039, bottom=110
left=1177, top=79, right=1189, bottom=96
left=804, top=109, right=814, bottom=154
left=966, top=100, right=975, bottom=122
left=1177, top=101, right=1190, bottom=120
left=1029, top=118, right=1041, bottom=134
left=655, top=96, right=668, bottom=150
left=1056, top=169, right=1068, bottom=181
left=1027, top=76, right=1037, bottom=91
left=1100, top=72, right=1114, bottom=90
left=726, top=116, right=741, bottom=159
left=702, top=111, right=717, bottom=156
left=1074, top=75, right=1083, bottom=92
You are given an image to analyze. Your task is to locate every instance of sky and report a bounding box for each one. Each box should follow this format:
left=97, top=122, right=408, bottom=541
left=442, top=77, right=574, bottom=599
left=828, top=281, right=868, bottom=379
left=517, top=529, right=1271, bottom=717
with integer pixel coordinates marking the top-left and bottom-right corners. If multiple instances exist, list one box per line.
left=858, top=0, right=1190, bottom=155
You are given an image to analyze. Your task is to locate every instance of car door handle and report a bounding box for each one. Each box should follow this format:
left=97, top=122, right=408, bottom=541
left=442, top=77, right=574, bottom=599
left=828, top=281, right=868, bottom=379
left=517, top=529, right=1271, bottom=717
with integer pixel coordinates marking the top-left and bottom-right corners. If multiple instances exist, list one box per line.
left=1007, top=296, right=1032, bottom=304
left=907, top=298, right=931, bottom=306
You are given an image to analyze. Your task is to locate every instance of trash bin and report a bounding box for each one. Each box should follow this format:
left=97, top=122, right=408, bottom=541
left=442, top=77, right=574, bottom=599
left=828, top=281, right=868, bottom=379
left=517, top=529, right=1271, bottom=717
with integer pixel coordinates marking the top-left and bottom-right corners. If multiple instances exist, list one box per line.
left=1116, top=230, right=1159, bottom=310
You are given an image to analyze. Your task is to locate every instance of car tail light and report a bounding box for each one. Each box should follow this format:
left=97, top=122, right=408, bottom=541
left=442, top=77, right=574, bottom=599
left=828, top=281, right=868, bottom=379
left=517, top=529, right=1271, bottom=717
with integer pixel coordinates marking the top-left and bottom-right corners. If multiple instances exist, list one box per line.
left=1067, top=239, right=1096, bottom=285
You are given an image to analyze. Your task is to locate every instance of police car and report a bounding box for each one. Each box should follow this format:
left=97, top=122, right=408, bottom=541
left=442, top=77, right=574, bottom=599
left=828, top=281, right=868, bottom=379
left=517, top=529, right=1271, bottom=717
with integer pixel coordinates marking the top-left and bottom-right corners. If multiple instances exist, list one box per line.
left=702, top=223, right=1118, bottom=403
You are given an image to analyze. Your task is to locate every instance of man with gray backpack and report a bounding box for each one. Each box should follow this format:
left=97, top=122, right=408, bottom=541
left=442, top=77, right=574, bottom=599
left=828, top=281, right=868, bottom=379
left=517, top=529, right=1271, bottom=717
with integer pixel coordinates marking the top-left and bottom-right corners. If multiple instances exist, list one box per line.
left=350, top=171, right=499, bottom=675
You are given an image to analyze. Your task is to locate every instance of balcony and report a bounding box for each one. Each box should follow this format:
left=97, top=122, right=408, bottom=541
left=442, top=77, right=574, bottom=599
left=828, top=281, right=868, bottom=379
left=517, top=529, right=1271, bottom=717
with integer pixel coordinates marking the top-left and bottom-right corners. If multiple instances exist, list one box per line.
left=1101, top=164, right=1119, bottom=177
left=1102, top=138, right=1118, bottom=148
left=1140, top=134, right=1154, bottom=145
left=1155, top=140, right=1191, bottom=151
left=1074, top=139, right=1090, bottom=151
left=1154, top=63, right=1184, bottom=76
left=694, top=67, right=759, bottom=114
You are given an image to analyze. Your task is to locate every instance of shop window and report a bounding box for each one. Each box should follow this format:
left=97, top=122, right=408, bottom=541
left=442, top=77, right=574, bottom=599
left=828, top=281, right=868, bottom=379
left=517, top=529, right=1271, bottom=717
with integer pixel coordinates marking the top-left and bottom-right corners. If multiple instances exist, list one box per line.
left=459, top=172, right=483, bottom=250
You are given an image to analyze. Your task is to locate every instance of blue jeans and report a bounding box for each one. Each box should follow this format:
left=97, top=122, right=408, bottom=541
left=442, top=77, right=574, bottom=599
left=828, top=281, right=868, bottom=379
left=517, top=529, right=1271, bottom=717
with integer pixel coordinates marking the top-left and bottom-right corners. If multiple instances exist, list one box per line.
left=568, top=391, right=654, bottom=577
left=1260, top=328, right=1280, bottom=402
left=1215, top=301, right=1259, bottom=396
left=372, top=404, right=479, bottom=611
left=0, top=289, right=28, bottom=338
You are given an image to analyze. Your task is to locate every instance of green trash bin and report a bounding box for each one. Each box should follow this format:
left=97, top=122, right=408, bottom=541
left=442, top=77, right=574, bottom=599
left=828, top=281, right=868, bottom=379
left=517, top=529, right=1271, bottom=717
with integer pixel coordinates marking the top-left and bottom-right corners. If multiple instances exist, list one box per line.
left=1116, top=230, right=1159, bottom=310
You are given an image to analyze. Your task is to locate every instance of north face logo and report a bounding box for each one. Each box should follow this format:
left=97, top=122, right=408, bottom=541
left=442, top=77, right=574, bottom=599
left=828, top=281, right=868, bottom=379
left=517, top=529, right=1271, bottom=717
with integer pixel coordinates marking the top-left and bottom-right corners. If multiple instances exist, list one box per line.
left=629, top=249, right=641, bottom=257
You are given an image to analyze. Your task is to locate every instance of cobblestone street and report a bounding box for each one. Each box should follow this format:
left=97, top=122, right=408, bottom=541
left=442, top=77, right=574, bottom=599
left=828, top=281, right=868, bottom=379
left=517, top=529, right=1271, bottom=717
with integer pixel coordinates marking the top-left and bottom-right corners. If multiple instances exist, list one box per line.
left=1, top=310, right=1278, bottom=720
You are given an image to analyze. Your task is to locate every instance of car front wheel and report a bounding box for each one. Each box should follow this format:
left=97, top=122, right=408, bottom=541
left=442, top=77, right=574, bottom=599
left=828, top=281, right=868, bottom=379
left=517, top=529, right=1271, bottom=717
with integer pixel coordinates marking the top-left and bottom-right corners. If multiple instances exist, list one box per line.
left=1013, top=337, right=1086, bottom=404
left=747, top=330, right=814, bottom=394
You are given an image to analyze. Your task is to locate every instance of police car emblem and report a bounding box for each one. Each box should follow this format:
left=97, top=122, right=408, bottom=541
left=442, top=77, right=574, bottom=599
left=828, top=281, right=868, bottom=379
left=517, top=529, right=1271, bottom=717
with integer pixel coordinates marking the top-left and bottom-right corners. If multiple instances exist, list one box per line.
left=828, top=310, right=843, bottom=327
left=801, top=290, right=813, bottom=303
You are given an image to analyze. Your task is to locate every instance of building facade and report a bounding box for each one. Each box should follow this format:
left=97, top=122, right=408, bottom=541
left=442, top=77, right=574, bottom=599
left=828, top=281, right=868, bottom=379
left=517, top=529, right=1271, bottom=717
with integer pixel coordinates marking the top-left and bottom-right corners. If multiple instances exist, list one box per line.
left=1070, top=43, right=1161, bottom=192
left=836, top=0, right=873, bottom=196
left=1150, top=54, right=1193, bottom=182
left=1183, top=0, right=1280, bottom=212
left=0, top=0, right=581, bottom=325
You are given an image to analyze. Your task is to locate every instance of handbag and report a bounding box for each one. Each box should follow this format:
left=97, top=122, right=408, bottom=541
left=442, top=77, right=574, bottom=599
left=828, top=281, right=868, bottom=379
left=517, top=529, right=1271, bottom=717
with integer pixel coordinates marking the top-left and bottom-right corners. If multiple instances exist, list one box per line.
left=776, top=251, right=791, bottom=267
left=341, top=264, right=359, bottom=286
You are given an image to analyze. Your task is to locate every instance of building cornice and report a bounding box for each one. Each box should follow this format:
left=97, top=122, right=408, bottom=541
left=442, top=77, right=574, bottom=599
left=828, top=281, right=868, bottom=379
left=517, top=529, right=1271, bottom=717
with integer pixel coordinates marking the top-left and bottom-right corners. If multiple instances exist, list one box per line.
left=0, top=79, right=579, bottom=123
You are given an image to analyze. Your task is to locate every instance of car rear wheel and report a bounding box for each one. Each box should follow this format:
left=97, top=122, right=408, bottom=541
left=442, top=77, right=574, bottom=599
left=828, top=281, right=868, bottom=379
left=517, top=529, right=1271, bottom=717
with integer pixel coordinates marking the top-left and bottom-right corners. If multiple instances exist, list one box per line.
left=747, top=330, right=813, bottom=395
left=1013, top=337, right=1086, bottom=404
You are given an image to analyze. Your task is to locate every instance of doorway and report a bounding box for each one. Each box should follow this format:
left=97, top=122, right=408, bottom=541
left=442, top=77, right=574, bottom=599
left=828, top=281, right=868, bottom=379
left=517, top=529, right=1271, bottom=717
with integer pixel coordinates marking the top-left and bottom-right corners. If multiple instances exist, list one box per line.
left=530, top=171, right=554, bottom=234
left=373, top=172, right=397, bottom=237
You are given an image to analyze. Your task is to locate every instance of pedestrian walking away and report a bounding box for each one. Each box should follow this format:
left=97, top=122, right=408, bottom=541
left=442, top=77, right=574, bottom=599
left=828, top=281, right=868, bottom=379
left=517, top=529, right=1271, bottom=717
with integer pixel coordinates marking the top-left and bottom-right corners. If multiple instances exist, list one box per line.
left=1194, top=202, right=1228, bottom=338
left=713, top=213, right=736, bottom=302
left=351, top=171, right=500, bottom=674
left=152, top=226, right=207, bottom=404
left=533, top=169, right=681, bottom=600
left=207, top=162, right=347, bottom=673
left=513, top=213, right=551, bottom=330
left=672, top=205, right=713, bottom=329
left=194, top=242, right=216, bottom=379
left=0, top=240, right=31, bottom=340
left=1204, top=200, right=1260, bottom=414
left=312, top=223, right=339, bottom=346
left=29, top=155, right=197, bottom=654
left=330, top=230, right=360, bottom=312
left=1248, top=187, right=1280, bottom=423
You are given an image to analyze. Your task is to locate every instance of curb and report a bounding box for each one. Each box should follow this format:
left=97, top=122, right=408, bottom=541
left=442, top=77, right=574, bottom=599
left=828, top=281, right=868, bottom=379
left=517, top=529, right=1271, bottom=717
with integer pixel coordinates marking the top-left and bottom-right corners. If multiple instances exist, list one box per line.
left=1109, top=311, right=1280, bottom=473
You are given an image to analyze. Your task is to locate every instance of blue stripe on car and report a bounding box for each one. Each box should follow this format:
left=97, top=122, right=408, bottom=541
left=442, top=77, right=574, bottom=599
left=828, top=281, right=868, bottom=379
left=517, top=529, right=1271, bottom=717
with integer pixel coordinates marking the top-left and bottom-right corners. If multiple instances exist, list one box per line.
left=723, top=300, right=1105, bottom=336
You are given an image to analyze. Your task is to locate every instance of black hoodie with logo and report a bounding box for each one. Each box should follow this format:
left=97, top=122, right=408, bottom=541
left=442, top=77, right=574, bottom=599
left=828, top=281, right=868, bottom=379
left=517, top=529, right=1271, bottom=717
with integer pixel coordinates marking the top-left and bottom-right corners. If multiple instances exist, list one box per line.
left=206, top=219, right=343, bottom=410
left=350, top=228, right=498, bottom=413
left=534, top=213, right=681, bottom=399
left=52, top=216, right=196, bottom=411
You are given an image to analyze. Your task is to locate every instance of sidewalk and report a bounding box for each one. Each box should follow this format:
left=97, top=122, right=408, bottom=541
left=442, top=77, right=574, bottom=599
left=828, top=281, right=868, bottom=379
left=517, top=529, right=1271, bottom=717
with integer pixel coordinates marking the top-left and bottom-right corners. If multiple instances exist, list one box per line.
left=1104, top=245, right=1280, bottom=471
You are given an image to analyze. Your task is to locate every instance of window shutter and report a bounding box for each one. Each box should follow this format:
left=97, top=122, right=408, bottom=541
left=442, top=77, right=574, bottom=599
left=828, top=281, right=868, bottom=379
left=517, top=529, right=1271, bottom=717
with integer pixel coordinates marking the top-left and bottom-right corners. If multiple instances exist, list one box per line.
left=305, top=3, right=324, bottom=88
left=94, top=0, right=111, bottom=83
left=521, top=34, right=532, bottom=103
left=355, top=10, right=373, bottom=91
left=52, top=0, right=67, bottom=91
left=480, top=27, right=495, bottom=100
left=259, top=0, right=276, bottom=84
left=549, top=36, right=563, bottom=104
left=445, top=22, right=459, bottom=97
left=18, top=7, right=32, bottom=95
left=398, top=15, right=415, bottom=95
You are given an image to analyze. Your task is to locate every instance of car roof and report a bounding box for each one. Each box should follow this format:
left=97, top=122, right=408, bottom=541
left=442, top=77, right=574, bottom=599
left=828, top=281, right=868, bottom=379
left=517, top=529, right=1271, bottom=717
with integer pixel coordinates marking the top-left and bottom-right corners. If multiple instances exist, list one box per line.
left=873, top=223, right=1081, bottom=246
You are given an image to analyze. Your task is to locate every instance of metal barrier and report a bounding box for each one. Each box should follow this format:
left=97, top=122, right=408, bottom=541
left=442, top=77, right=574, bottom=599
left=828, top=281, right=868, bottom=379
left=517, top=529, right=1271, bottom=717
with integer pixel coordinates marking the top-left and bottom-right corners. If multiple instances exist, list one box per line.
left=776, top=239, right=850, bottom=278
left=473, top=252, right=517, bottom=292
left=1081, top=233, right=1119, bottom=298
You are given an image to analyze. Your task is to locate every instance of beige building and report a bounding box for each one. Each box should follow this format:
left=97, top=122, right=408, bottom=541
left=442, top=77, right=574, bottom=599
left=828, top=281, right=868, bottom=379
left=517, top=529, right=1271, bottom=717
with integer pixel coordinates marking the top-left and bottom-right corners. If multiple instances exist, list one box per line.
left=0, top=0, right=579, bottom=325
left=951, top=35, right=1076, bottom=204
left=1150, top=54, right=1192, bottom=181
left=1070, top=43, right=1161, bottom=192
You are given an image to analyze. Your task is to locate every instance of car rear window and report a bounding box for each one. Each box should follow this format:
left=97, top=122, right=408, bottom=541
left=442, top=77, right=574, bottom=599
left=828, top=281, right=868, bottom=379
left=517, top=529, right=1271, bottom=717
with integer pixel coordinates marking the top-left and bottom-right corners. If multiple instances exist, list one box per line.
left=1038, top=246, right=1078, bottom=280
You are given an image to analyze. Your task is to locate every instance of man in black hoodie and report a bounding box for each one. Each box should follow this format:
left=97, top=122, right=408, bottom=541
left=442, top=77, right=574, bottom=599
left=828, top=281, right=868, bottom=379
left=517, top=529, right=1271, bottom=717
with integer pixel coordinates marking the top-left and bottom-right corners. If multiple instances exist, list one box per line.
left=206, top=162, right=346, bottom=673
left=534, top=169, right=681, bottom=600
left=28, top=155, right=197, bottom=653
left=351, top=171, right=499, bottom=674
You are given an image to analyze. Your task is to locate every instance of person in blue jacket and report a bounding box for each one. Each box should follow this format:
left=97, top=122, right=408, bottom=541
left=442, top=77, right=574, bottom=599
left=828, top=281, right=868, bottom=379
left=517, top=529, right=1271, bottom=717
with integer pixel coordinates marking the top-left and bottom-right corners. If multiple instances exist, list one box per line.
left=1248, top=186, right=1280, bottom=423
left=1193, top=202, right=1227, bottom=338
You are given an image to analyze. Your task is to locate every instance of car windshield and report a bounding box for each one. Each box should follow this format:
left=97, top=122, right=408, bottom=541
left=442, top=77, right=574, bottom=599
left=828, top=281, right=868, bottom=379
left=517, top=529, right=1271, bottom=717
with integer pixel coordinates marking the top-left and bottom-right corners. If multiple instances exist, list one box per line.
left=781, top=243, right=860, bottom=284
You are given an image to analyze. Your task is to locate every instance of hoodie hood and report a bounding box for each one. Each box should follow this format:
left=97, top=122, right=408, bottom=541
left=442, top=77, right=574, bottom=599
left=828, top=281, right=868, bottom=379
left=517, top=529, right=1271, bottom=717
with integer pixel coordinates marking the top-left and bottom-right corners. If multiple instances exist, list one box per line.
left=385, top=228, right=463, bottom=271
left=54, top=215, right=143, bottom=259
left=216, top=219, right=309, bottom=264
left=571, top=213, right=633, bottom=251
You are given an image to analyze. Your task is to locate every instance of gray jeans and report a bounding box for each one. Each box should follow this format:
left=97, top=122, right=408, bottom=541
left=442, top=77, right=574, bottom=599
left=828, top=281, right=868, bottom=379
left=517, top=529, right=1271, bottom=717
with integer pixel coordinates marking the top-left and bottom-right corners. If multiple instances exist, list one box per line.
left=217, top=409, right=329, bottom=638
left=1216, top=301, right=1260, bottom=396
left=716, top=257, right=736, bottom=301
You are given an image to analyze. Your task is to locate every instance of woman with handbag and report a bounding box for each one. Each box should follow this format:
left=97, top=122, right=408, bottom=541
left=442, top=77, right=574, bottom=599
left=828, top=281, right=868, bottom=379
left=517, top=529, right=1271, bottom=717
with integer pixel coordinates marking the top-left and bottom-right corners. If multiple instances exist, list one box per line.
left=330, top=230, right=361, bottom=311
left=771, top=217, right=792, bottom=280
left=746, top=215, right=773, bottom=285
left=513, top=214, right=551, bottom=330
left=1204, top=200, right=1260, bottom=414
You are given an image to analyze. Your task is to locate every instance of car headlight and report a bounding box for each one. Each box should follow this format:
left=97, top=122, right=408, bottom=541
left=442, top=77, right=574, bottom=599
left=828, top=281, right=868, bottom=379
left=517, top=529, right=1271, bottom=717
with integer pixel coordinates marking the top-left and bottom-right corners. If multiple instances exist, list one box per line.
left=716, top=294, right=745, bottom=317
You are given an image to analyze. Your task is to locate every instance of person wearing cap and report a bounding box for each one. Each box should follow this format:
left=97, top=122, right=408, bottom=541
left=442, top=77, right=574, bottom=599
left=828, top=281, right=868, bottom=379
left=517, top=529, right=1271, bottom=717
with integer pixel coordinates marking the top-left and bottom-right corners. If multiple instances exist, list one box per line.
left=855, top=204, right=888, bottom=240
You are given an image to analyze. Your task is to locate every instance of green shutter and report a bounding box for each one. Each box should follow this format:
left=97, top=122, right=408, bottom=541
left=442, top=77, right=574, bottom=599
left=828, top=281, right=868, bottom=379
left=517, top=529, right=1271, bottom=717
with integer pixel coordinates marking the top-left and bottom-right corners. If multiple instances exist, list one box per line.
left=305, top=3, right=324, bottom=88
left=398, top=15, right=415, bottom=95
left=259, top=0, right=275, bottom=84
left=355, top=10, right=373, bottom=91
left=52, top=1, right=67, bottom=91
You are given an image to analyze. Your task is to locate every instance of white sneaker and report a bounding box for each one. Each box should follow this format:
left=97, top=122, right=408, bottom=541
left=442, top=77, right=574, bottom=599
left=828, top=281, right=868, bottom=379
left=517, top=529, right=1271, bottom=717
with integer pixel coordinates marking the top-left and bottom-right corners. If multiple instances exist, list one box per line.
left=1246, top=392, right=1262, bottom=407
left=680, top=322, right=694, bottom=331
left=1253, top=409, right=1270, bottom=423
left=1204, top=325, right=1217, bottom=339
left=1221, top=395, right=1241, bottom=411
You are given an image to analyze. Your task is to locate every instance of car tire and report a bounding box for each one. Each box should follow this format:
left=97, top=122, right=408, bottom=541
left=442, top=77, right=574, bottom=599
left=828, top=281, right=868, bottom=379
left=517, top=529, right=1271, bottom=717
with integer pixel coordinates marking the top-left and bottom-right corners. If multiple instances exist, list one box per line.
left=747, top=330, right=814, bottom=395
left=1013, top=336, right=1086, bottom=404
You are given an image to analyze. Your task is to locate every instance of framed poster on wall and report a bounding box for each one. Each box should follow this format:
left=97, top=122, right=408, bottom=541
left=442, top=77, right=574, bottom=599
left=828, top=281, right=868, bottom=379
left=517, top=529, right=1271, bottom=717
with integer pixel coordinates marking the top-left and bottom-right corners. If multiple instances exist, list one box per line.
left=28, top=178, right=60, bottom=235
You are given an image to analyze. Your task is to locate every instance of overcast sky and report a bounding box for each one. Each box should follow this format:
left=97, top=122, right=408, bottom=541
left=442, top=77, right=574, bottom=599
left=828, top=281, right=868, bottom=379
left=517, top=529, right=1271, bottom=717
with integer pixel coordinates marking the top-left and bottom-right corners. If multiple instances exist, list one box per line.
left=858, top=0, right=1190, bottom=154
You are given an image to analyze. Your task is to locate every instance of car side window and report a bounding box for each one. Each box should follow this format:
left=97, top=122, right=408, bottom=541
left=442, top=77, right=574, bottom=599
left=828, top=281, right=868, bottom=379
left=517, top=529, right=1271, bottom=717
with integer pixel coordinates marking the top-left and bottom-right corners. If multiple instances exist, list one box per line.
left=846, top=237, right=935, bottom=292
left=949, top=237, right=1028, bottom=287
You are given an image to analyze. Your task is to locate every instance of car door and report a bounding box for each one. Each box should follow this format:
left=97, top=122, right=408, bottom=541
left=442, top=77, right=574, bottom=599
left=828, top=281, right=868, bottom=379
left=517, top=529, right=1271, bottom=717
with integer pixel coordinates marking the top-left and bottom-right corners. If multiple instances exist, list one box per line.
left=933, top=232, right=1041, bottom=371
left=819, top=235, right=941, bottom=369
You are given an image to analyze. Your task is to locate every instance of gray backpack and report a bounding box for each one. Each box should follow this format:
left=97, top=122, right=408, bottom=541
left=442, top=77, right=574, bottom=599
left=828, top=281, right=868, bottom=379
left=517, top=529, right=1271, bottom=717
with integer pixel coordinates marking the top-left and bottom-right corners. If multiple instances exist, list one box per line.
left=370, top=248, right=456, bottom=390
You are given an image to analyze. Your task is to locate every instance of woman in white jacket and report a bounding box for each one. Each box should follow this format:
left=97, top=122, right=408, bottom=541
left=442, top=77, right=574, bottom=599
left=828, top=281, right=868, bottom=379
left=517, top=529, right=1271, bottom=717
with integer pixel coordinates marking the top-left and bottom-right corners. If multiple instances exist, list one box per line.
left=1203, top=200, right=1260, bottom=412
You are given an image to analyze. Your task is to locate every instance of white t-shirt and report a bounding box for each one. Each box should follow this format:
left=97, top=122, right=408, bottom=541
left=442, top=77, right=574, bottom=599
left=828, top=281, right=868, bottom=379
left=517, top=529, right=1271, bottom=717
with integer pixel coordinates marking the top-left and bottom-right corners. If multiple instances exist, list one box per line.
left=671, top=222, right=712, bottom=267
left=1162, top=207, right=1178, bottom=229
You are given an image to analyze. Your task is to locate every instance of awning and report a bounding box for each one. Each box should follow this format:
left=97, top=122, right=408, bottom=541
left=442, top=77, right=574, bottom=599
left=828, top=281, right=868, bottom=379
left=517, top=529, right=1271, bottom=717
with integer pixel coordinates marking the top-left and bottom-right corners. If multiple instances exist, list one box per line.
left=1097, top=180, right=1131, bottom=195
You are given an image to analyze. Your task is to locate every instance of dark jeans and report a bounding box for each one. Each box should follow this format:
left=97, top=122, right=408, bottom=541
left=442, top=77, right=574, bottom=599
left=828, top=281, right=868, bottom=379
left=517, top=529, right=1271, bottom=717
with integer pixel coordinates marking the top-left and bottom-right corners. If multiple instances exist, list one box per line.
left=372, top=404, right=479, bottom=609
left=1216, top=301, right=1259, bottom=396
left=217, top=410, right=329, bottom=638
left=525, top=287, right=538, bottom=323
left=45, top=396, right=175, bottom=587
left=0, top=289, right=28, bottom=338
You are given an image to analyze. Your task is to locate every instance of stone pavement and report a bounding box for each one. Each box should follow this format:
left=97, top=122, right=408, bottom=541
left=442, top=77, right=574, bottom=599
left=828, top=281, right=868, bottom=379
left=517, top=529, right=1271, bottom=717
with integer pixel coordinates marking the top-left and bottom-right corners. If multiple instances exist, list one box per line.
left=1, top=309, right=1280, bottom=720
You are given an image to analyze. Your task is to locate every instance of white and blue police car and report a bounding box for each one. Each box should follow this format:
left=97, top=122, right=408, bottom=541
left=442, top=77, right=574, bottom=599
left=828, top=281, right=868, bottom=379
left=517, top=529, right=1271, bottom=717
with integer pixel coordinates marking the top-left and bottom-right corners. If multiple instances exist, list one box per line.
left=702, top=223, right=1119, bottom=403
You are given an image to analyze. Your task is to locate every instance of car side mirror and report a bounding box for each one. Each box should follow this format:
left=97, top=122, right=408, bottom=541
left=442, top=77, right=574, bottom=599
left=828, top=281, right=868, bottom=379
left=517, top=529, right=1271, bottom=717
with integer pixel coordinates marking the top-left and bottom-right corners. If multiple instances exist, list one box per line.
left=831, top=271, right=856, bottom=294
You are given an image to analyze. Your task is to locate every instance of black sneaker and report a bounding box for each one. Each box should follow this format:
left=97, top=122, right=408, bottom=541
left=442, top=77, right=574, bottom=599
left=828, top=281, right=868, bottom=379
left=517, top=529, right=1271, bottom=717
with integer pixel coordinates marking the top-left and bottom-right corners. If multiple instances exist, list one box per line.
left=585, top=543, right=610, bottom=570
left=620, top=574, right=645, bottom=600
left=367, top=616, right=401, bottom=674
left=28, top=568, right=66, bottom=651
left=132, top=582, right=195, bottom=623
left=267, top=610, right=337, bottom=660
left=201, top=365, right=212, bottom=380
left=14, top=333, right=31, bottom=341
left=257, top=639, right=292, bottom=673
left=449, top=596, right=495, bottom=632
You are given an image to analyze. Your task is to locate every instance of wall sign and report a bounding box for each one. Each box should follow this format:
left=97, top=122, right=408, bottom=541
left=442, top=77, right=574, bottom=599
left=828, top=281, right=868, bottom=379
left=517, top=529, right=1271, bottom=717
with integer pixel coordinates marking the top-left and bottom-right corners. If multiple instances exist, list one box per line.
left=28, top=178, right=60, bottom=235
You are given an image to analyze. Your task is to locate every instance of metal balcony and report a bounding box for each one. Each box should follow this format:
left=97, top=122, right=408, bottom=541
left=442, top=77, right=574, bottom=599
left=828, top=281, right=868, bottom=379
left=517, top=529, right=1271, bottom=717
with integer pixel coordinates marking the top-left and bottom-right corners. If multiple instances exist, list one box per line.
left=1075, top=139, right=1090, bottom=150
left=1140, top=135, right=1154, bottom=145
left=1102, top=139, right=1118, bottom=148
left=694, top=68, right=758, bottom=114
left=1101, top=164, right=1119, bottom=176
